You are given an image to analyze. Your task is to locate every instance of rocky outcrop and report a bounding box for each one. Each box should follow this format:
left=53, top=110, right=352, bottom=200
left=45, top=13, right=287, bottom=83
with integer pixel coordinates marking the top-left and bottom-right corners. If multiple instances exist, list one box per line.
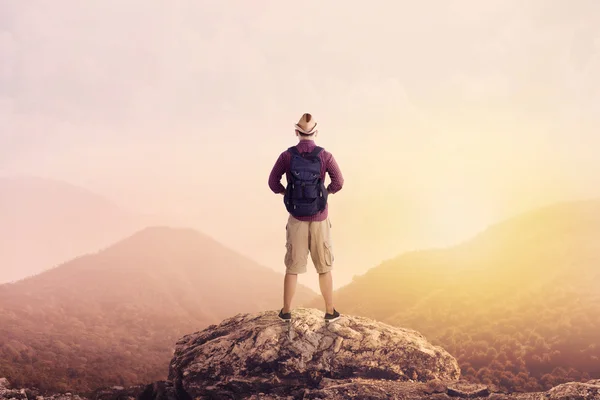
left=168, top=307, right=460, bottom=398
left=3, top=308, right=600, bottom=399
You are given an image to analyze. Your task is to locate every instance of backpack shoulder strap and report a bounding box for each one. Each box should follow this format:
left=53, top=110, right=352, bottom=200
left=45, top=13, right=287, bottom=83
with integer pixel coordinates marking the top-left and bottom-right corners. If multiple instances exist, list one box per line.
left=287, top=146, right=300, bottom=155
left=310, top=146, right=324, bottom=157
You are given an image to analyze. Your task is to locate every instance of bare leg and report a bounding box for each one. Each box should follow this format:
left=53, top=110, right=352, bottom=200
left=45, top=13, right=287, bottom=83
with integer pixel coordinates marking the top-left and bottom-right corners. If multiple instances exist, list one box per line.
left=283, top=273, right=298, bottom=313
left=319, top=271, right=334, bottom=314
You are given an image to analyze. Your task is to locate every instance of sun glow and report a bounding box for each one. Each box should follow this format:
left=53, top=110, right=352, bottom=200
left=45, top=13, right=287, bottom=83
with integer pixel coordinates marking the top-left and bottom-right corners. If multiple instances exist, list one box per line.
left=419, top=190, right=495, bottom=246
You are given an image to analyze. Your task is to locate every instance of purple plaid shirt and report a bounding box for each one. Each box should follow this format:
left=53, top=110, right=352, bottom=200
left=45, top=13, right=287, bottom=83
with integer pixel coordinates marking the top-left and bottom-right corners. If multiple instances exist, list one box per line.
left=268, top=140, right=344, bottom=222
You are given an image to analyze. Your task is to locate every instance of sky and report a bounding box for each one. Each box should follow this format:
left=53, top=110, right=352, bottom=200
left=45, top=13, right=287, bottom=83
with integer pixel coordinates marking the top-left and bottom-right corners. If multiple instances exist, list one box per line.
left=1, top=0, right=600, bottom=291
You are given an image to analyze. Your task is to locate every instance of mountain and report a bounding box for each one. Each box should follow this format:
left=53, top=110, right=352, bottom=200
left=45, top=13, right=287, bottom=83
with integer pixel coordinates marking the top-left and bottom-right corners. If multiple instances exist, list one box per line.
left=0, top=226, right=317, bottom=392
left=0, top=176, right=152, bottom=283
left=303, top=199, right=600, bottom=392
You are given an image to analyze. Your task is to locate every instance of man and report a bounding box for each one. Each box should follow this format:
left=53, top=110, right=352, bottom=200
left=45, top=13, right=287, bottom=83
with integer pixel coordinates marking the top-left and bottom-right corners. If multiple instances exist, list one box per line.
left=268, top=113, right=344, bottom=322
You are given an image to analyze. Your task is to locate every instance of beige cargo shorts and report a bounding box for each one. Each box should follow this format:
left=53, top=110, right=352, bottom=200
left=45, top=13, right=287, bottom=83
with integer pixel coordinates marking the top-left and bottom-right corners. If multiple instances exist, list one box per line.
left=284, top=214, right=334, bottom=274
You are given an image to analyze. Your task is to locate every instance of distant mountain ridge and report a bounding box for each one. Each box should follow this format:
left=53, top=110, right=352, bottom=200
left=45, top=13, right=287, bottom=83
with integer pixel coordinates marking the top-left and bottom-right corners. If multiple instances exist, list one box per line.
left=0, top=226, right=317, bottom=392
left=0, top=176, right=154, bottom=283
left=303, top=199, right=600, bottom=392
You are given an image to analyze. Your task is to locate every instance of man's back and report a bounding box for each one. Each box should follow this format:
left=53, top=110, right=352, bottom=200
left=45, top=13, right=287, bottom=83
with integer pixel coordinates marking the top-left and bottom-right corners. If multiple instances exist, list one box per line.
left=268, top=139, right=344, bottom=221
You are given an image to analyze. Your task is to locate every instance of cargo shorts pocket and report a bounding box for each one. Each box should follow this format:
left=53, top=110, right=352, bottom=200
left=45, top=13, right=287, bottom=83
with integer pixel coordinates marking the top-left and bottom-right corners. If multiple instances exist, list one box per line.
left=284, top=243, right=293, bottom=268
left=324, top=241, right=334, bottom=266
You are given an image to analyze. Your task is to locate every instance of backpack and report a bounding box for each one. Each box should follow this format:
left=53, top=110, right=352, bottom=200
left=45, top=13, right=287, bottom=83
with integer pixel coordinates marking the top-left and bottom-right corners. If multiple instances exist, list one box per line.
left=284, top=146, right=328, bottom=217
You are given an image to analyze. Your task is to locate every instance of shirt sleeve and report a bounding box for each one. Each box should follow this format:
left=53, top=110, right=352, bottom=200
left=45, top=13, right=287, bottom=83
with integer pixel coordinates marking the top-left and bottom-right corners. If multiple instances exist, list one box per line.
left=326, top=153, right=344, bottom=194
left=268, top=152, right=287, bottom=194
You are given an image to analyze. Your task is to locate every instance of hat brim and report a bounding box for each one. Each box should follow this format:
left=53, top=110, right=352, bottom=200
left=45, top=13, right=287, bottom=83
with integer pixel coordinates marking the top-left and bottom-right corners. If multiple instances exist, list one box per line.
left=294, top=122, right=318, bottom=135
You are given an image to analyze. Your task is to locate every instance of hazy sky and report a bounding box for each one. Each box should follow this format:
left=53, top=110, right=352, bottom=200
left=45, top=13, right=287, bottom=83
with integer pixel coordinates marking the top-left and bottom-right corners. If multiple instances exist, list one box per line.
left=1, top=0, right=599, bottom=290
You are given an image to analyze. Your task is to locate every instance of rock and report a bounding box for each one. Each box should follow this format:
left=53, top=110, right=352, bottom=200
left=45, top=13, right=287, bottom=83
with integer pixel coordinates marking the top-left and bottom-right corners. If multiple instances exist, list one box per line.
left=0, top=378, right=27, bottom=400
left=91, top=385, right=142, bottom=400
left=137, top=381, right=178, bottom=400
left=46, top=395, right=87, bottom=400
left=90, top=381, right=177, bottom=400
left=168, top=307, right=461, bottom=398
left=423, top=378, right=451, bottom=394
left=546, top=379, right=600, bottom=400
left=446, top=381, right=490, bottom=398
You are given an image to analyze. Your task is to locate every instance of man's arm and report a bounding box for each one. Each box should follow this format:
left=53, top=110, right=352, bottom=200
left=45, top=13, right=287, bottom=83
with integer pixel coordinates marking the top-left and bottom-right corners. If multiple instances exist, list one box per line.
left=326, top=153, right=344, bottom=194
left=268, top=152, right=287, bottom=194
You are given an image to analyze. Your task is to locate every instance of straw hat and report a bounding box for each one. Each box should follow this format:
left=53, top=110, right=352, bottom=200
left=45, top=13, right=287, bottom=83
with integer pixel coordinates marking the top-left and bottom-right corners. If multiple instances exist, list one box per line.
left=294, top=113, right=318, bottom=135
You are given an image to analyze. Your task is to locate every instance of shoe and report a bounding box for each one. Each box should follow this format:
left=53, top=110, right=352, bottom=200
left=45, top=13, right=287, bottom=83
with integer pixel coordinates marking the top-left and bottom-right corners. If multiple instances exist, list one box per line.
left=324, top=309, right=340, bottom=322
left=278, top=308, right=291, bottom=321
